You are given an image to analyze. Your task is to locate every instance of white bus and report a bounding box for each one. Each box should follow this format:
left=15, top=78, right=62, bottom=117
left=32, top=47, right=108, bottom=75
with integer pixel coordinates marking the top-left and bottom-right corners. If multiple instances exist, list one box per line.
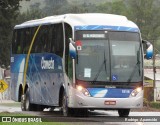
left=11, top=13, right=153, bottom=117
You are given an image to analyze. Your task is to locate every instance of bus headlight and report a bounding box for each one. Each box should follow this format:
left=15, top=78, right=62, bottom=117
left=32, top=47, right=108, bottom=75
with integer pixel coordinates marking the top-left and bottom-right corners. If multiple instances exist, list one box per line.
left=130, top=87, right=142, bottom=97
left=76, top=85, right=91, bottom=97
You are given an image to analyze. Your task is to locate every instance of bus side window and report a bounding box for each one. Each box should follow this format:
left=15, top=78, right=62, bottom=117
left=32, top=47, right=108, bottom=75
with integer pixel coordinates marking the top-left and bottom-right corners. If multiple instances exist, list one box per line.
left=33, top=26, right=42, bottom=53
left=16, top=29, right=23, bottom=54
left=47, top=26, right=52, bottom=53
left=30, top=27, right=36, bottom=53
left=12, top=30, right=17, bottom=54
left=52, top=24, right=64, bottom=57
left=23, top=28, right=31, bottom=54
left=41, top=26, right=49, bottom=53
left=64, top=23, right=72, bottom=78
left=33, top=25, right=49, bottom=53
left=51, top=26, right=56, bottom=53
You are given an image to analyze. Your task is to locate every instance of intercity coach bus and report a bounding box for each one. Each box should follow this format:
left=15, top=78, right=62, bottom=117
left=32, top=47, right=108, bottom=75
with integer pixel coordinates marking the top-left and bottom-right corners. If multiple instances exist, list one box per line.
left=11, top=13, right=153, bottom=117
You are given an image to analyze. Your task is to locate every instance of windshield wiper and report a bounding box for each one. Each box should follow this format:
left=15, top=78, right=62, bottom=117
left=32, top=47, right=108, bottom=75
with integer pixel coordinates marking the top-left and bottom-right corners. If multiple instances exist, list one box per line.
left=92, top=52, right=107, bottom=82
left=127, top=47, right=141, bottom=83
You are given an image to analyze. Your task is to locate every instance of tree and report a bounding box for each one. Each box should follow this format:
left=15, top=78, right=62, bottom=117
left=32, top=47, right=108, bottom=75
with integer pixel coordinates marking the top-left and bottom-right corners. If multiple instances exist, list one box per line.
left=17, top=2, right=44, bottom=24
left=96, top=0, right=160, bottom=54
left=96, top=1, right=127, bottom=15
left=0, top=0, right=22, bottom=67
left=43, top=0, right=68, bottom=15
left=0, top=0, right=44, bottom=67
left=67, top=2, right=91, bottom=13
left=125, top=0, right=160, bottom=53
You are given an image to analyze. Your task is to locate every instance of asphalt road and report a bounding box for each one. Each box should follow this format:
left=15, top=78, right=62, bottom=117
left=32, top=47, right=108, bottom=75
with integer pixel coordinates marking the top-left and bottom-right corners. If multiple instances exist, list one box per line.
left=18, top=109, right=160, bottom=125
left=0, top=102, right=160, bottom=125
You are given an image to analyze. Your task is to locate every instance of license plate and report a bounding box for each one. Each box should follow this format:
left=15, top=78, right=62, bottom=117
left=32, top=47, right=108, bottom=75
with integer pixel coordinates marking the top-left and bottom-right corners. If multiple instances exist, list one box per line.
left=104, top=100, right=116, bottom=105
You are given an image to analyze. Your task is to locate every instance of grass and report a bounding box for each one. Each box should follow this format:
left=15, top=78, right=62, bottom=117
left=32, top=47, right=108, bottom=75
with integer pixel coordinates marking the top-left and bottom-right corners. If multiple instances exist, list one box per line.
left=150, top=101, right=160, bottom=109
left=0, top=112, right=27, bottom=116
left=0, top=123, right=67, bottom=125
left=0, top=102, right=20, bottom=107
left=0, top=112, right=68, bottom=125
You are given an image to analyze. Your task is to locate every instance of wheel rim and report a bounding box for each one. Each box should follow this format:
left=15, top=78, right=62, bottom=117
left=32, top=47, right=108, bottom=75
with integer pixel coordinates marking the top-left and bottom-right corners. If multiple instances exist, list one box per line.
left=25, top=95, right=29, bottom=110
left=21, top=95, right=25, bottom=111
left=62, top=95, right=67, bottom=116
left=21, top=101, right=24, bottom=110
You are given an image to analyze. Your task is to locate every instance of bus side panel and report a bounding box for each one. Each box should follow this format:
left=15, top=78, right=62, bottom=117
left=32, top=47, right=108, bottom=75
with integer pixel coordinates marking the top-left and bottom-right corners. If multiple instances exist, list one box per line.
left=10, top=55, right=26, bottom=102
left=27, top=53, right=63, bottom=106
left=40, top=72, right=64, bottom=106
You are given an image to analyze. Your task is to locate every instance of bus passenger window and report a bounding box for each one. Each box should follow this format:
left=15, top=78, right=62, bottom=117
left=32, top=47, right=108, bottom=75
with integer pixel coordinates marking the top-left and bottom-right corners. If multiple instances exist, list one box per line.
left=33, top=25, right=50, bottom=53
left=47, top=26, right=52, bottom=53
left=51, top=27, right=56, bottom=53
left=51, top=24, right=64, bottom=57
left=23, top=28, right=31, bottom=54
left=64, top=23, right=72, bottom=77
left=12, top=30, right=17, bottom=54
left=51, top=45, right=55, bottom=53
left=16, top=30, right=23, bottom=54
left=30, top=27, right=37, bottom=53
left=41, top=27, right=48, bottom=52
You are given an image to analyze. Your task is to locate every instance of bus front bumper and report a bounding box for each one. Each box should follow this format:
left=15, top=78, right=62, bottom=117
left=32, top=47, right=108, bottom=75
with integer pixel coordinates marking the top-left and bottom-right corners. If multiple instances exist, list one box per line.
left=68, top=88, right=143, bottom=109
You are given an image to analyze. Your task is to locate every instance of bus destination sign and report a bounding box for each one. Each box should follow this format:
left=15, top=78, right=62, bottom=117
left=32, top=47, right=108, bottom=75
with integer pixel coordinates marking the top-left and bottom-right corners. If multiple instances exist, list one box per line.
left=83, top=34, right=105, bottom=38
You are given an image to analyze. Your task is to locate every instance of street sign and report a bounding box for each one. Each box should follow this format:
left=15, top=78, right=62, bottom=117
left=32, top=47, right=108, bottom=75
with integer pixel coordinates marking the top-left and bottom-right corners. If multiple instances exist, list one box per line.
left=0, top=80, right=8, bottom=93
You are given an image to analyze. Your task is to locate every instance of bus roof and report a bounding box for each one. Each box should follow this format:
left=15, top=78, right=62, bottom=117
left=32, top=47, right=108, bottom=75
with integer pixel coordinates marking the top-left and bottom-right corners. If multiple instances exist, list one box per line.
left=14, top=13, right=139, bottom=32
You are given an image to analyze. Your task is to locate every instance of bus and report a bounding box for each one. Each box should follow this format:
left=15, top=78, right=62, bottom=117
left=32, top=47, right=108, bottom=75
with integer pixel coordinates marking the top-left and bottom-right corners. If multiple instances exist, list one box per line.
left=11, top=13, right=153, bottom=117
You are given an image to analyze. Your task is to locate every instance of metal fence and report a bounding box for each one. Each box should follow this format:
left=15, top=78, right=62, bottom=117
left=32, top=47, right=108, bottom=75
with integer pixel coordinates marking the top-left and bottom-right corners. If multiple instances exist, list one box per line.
left=144, top=59, right=160, bottom=68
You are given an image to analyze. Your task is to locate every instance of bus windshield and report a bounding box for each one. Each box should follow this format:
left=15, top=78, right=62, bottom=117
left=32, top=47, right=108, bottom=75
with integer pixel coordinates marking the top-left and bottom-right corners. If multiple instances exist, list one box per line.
left=75, top=31, right=142, bottom=83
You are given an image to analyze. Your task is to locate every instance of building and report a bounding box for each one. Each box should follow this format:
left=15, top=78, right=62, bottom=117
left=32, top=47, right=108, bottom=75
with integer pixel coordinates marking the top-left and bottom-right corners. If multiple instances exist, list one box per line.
left=144, top=59, right=160, bottom=101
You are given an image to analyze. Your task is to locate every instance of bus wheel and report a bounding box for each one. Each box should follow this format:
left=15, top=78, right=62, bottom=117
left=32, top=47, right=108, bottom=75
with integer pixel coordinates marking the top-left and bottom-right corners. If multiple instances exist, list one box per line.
left=24, top=89, right=34, bottom=111
left=21, top=94, right=26, bottom=111
left=118, top=109, right=130, bottom=117
left=62, top=92, right=72, bottom=116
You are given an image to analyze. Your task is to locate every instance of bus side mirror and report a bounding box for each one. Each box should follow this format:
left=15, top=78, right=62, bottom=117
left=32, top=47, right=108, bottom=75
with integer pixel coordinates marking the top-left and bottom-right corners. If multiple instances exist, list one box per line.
left=142, top=40, right=153, bottom=59
left=69, top=38, right=76, bottom=59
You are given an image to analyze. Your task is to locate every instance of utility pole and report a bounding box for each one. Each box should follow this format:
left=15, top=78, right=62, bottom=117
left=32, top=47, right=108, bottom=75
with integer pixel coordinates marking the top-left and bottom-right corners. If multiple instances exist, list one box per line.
left=153, top=39, right=156, bottom=102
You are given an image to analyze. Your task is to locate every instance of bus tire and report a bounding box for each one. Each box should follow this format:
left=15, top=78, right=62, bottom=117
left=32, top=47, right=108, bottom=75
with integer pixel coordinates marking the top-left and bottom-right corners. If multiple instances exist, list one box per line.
left=62, top=92, right=73, bottom=116
left=24, top=89, right=34, bottom=111
left=21, top=94, right=26, bottom=111
left=118, top=109, right=130, bottom=117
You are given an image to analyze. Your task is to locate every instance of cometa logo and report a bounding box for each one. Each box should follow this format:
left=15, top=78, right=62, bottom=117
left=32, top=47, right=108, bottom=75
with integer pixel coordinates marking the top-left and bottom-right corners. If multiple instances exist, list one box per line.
left=41, top=57, right=54, bottom=70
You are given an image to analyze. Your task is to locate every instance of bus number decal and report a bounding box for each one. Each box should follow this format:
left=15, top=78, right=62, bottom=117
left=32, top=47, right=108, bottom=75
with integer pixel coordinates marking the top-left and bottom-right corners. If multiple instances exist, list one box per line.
left=11, top=57, right=14, bottom=63
left=122, top=90, right=130, bottom=94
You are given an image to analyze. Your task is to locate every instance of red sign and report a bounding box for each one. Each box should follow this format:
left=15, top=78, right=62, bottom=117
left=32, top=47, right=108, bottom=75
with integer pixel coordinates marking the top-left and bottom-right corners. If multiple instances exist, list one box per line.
left=76, top=40, right=82, bottom=46
left=76, top=40, right=82, bottom=50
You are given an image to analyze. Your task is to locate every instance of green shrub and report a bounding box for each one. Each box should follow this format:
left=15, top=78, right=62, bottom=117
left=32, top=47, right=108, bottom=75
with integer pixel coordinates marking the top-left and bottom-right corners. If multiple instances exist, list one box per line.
left=150, top=102, right=160, bottom=109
